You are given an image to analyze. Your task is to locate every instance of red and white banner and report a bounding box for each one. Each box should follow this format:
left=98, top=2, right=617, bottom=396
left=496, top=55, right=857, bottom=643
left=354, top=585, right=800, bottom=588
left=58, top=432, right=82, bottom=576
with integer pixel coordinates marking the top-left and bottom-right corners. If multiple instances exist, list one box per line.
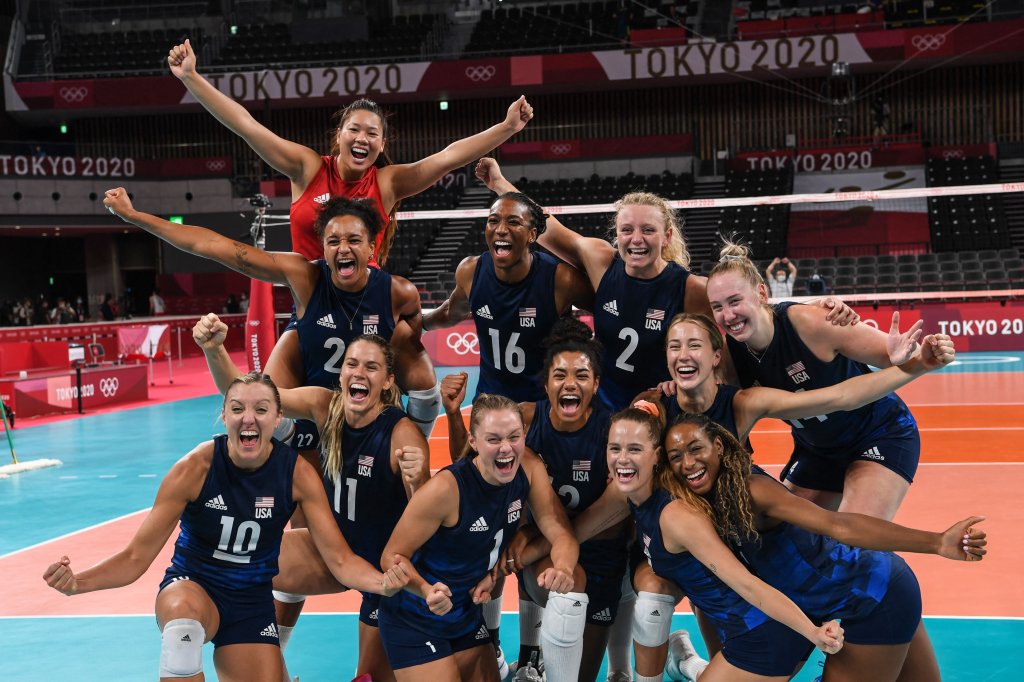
left=9, top=20, right=1024, bottom=112
left=422, top=321, right=480, bottom=367
left=788, top=168, right=929, bottom=250
left=733, top=142, right=926, bottom=173
left=0, top=154, right=231, bottom=178
left=0, top=364, right=148, bottom=417
left=246, top=279, right=278, bottom=373
left=852, top=300, right=1024, bottom=352
left=117, top=325, right=171, bottom=358
left=501, top=134, right=694, bottom=162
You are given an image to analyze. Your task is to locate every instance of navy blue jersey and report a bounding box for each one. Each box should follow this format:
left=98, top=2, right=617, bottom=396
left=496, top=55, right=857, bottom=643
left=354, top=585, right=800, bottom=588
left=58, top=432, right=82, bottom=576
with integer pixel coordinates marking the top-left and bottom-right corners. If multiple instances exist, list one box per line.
left=660, top=384, right=744, bottom=440
left=526, top=400, right=612, bottom=514
left=630, top=489, right=769, bottom=641
left=469, top=251, right=560, bottom=402
left=383, top=456, right=530, bottom=638
left=731, top=465, right=896, bottom=623
left=171, top=435, right=298, bottom=590
left=322, top=406, right=408, bottom=567
left=297, top=261, right=395, bottom=390
left=593, top=258, right=691, bottom=410
left=726, top=302, right=917, bottom=459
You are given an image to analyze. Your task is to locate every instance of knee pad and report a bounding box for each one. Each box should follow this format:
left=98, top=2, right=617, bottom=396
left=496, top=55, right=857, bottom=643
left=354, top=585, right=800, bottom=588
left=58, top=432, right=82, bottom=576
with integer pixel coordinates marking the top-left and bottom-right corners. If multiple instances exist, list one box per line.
left=405, top=385, right=441, bottom=432
left=159, top=618, right=204, bottom=678
left=541, top=591, right=588, bottom=648
left=272, top=590, right=307, bottom=604
left=632, top=591, right=675, bottom=647
left=272, top=418, right=296, bottom=443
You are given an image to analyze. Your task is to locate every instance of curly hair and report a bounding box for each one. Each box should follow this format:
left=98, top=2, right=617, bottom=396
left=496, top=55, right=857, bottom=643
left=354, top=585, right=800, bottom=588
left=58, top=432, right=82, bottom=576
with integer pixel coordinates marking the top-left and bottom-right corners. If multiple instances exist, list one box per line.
left=658, top=413, right=758, bottom=544
left=313, top=195, right=385, bottom=245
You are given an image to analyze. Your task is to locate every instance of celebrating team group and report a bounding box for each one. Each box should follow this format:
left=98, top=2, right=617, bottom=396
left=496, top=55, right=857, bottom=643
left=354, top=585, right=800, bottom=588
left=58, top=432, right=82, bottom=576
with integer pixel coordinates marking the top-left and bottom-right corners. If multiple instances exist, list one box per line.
left=43, top=40, right=988, bottom=682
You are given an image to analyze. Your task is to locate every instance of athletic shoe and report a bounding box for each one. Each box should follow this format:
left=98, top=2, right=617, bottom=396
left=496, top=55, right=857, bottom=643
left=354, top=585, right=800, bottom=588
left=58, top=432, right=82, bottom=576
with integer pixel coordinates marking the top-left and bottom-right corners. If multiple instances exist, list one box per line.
left=511, top=662, right=544, bottom=682
left=496, top=645, right=510, bottom=681
left=666, top=629, right=708, bottom=682
left=606, top=672, right=632, bottom=682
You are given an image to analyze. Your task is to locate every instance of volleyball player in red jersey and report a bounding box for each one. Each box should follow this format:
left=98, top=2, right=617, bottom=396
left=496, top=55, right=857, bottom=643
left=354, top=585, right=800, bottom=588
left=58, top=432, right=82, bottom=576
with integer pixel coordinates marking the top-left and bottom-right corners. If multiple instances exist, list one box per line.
left=168, top=38, right=533, bottom=434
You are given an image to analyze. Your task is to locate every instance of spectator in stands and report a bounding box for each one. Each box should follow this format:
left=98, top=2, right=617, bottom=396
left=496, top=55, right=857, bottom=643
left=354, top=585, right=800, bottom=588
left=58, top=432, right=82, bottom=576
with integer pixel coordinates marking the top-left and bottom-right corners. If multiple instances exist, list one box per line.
left=872, top=95, right=891, bottom=144
left=34, top=297, right=50, bottom=325
left=100, top=293, right=117, bottom=321
left=50, top=298, right=77, bottom=325
left=148, top=288, right=167, bottom=316
left=224, top=293, right=241, bottom=314
left=75, top=295, right=87, bottom=321
left=807, top=271, right=828, bottom=296
left=765, top=257, right=798, bottom=299
left=239, top=292, right=249, bottom=313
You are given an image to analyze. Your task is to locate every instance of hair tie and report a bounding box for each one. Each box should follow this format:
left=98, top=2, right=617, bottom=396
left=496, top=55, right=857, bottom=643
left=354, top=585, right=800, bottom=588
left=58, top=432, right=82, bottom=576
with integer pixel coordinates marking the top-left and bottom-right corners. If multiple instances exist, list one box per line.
left=719, top=254, right=747, bottom=263
left=632, top=400, right=660, bottom=417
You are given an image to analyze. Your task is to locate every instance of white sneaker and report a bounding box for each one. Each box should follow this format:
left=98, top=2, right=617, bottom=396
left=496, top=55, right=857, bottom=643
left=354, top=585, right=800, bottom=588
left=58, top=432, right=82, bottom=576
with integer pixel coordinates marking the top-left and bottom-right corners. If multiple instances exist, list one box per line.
left=496, top=645, right=510, bottom=681
left=606, top=672, right=632, bottom=682
left=666, top=629, right=708, bottom=682
left=511, top=662, right=544, bottom=682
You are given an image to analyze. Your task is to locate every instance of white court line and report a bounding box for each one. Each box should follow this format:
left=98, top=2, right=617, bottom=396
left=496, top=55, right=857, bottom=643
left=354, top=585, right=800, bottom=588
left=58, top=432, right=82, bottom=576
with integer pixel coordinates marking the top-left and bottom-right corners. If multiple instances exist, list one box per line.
left=97, top=474, right=117, bottom=479
left=0, top=509, right=148, bottom=560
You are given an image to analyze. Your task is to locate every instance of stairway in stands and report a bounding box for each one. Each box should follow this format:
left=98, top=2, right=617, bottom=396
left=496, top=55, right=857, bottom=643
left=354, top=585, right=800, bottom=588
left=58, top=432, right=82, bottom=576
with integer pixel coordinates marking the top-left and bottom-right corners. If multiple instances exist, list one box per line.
left=999, top=159, right=1024, bottom=251
left=680, top=178, right=726, bottom=271
left=409, top=184, right=492, bottom=287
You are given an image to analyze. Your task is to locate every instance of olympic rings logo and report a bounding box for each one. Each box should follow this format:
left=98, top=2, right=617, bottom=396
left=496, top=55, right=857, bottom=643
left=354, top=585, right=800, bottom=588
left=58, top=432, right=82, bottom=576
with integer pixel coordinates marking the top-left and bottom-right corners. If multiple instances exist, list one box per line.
left=446, top=332, right=479, bottom=356
left=248, top=319, right=260, bottom=326
left=99, top=377, right=119, bottom=397
left=911, top=34, right=946, bottom=51
left=464, top=65, right=496, bottom=82
left=58, top=86, right=89, bottom=103
left=549, top=144, right=573, bottom=156
left=205, top=159, right=227, bottom=171
left=943, top=150, right=964, bottom=159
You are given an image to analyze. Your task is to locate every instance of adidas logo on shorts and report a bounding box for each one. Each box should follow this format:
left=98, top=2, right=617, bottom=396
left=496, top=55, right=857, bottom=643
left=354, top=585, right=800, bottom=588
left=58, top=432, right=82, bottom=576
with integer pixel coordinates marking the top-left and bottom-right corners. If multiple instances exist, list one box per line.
left=317, top=314, right=337, bottom=330
left=475, top=305, right=493, bottom=320
left=469, top=516, right=490, bottom=532
left=205, top=495, right=227, bottom=510
left=475, top=625, right=489, bottom=640
left=592, top=608, right=612, bottom=621
left=369, top=609, right=378, bottom=621
left=260, top=623, right=279, bottom=639
left=602, top=300, right=619, bottom=316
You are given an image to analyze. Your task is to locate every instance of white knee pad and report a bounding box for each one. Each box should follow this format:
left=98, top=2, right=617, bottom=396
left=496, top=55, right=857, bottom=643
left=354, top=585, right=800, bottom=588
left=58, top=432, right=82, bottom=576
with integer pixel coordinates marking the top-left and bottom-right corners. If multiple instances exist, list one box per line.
left=159, top=618, right=204, bottom=678
left=541, top=591, right=588, bottom=648
left=405, top=384, right=441, bottom=437
left=272, top=590, right=307, bottom=604
left=633, top=591, right=676, bottom=648
left=272, top=418, right=296, bottom=443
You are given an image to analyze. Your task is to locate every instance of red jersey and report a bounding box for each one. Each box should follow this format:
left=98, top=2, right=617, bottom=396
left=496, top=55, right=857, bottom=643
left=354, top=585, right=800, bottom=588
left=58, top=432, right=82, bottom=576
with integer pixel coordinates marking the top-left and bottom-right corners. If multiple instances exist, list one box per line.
left=289, top=157, right=389, bottom=267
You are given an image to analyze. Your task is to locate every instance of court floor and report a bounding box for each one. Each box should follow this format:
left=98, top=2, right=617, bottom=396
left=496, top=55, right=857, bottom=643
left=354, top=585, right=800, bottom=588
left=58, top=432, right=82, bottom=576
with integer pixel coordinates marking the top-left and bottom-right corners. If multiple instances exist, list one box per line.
left=2, top=353, right=1022, bottom=680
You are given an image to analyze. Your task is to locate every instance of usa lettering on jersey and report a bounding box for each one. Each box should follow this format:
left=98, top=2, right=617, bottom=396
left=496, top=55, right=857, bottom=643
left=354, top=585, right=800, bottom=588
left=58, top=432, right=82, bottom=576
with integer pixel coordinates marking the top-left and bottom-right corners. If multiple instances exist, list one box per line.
left=645, top=308, right=665, bottom=331
left=507, top=498, right=522, bottom=524
left=572, top=459, right=591, bottom=482
left=357, top=454, right=374, bottom=477
left=255, top=496, right=274, bottom=519
left=363, top=314, right=379, bottom=335
left=519, top=307, right=537, bottom=328
left=786, top=361, right=810, bottom=384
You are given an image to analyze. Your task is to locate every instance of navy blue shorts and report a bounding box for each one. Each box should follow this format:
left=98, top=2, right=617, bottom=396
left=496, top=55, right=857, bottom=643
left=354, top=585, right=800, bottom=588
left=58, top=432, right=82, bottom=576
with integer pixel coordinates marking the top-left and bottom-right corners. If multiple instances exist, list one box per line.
left=159, top=569, right=278, bottom=649
left=840, top=557, right=922, bottom=645
left=721, top=618, right=813, bottom=677
left=579, top=537, right=629, bottom=626
left=781, top=429, right=920, bottom=493
left=377, top=604, right=493, bottom=670
left=360, top=592, right=381, bottom=627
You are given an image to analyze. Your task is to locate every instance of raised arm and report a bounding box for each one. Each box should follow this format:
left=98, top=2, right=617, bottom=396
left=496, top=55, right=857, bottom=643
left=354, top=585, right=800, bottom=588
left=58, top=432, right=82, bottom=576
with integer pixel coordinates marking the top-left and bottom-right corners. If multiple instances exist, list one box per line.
left=294, top=456, right=410, bottom=596
left=522, top=451, right=579, bottom=592
left=475, top=157, right=613, bottom=282
left=104, top=188, right=310, bottom=289
left=390, top=417, right=432, bottom=498
left=663, top=502, right=843, bottom=653
left=789, top=306, right=918, bottom=369
left=748, top=475, right=987, bottom=561
left=422, top=256, right=475, bottom=331
left=168, top=39, right=322, bottom=186
left=43, top=446, right=207, bottom=595
left=379, top=97, right=533, bottom=207
left=440, top=371, right=470, bottom=462
left=735, top=324, right=955, bottom=437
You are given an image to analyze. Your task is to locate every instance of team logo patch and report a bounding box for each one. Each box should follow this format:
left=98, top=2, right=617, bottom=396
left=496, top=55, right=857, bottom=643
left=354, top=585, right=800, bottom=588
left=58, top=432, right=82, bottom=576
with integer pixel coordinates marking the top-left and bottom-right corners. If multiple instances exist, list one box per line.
left=602, top=300, right=619, bottom=316
left=255, top=496, right=274, bottom=518
left=358, top=454, right=374, bottom=477
left=519, top=307, right=537, bottom=327
left=786, top=361, right=810, bottom=384
left=313, top=192, right=331, bottom=205
left=470, top=516, right=490, bottom=532
left=508, top=498, right=522, bottom=524
left=645, top=308, right=665, bottom=331
left=317, top=314, right=337, bottom=330
left=363, top=314, right=379, bottom=334
left=205, top=495, right=227, bottom=510
left=475, top=305, right=493, bottom=320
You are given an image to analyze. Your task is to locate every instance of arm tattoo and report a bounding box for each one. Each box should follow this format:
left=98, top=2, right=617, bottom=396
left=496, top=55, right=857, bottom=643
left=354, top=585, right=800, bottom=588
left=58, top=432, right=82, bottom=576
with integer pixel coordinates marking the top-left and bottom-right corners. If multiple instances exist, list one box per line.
left=708, top=562, right=718, bottom=575
left=232, top=241, right=255, bottom=276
